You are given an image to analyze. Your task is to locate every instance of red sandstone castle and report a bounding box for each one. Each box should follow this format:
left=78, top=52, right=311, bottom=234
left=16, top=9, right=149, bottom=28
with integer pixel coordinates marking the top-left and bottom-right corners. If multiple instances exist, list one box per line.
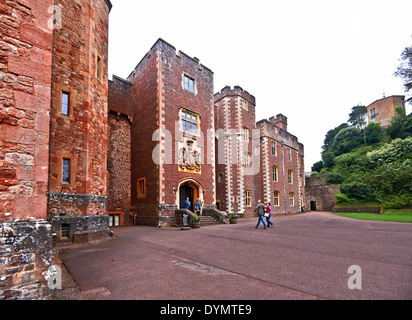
left=0, top=0, right=304, bottom=299
left=108, top=39, right=305, bottom=227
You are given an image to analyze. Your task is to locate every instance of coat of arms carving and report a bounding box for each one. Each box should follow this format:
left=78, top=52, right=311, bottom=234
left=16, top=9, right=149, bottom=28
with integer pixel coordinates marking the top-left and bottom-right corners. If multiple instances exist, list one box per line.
left=178, top=141, right=201, bottom=172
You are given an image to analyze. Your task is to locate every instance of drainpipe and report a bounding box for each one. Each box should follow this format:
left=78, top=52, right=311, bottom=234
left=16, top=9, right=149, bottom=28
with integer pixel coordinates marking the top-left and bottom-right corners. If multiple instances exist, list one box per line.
left=281, top=142, right=287, bottom=215
left=47, top=0, right=57, bottom=219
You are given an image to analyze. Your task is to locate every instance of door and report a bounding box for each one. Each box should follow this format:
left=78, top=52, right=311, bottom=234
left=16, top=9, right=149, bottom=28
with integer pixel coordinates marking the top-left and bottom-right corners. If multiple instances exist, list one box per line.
left=179, top=184, right=194, bottom=212
left=310, top=201, right=317, bottom=211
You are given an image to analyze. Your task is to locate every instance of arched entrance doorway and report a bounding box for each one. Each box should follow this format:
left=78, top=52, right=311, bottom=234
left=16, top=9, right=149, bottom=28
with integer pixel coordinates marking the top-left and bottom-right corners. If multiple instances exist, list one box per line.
left=178, top=180, right=201, bottom=212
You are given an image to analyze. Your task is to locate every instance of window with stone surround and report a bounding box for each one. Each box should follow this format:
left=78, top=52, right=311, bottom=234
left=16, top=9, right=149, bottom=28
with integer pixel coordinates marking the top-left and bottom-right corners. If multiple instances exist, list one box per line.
left=96, top=55, right=103, bottom=81
left=287, top=148, right=292, bottom=161
left=218, top=173, right=223, bottom=183
left=245, top=190, right=252, bottom=207
left=62, top=92, right=69, bottom=116
left=289, top=192, right=295, bottom=206
left=62, top=158, right=71, bottom=183
left=288, top=170, right=293, bottom=184
left=272, top=166, right=278, bottom=182
left=273, top=191, right=280, bottom=206
left=242, top=152, right=251, bottom=167
left=181, top=110, right=198, bottom=134
left=241, top=99, right=248, bottom=110
left=242, top=127, right=249, bottom=141
left=137, top=178, right=146, bottom=198
left=184, top=74, right=194, bottom=93
left=61, top=224, right=70, bottom=239
left=271, top=140, right=277, bottom=156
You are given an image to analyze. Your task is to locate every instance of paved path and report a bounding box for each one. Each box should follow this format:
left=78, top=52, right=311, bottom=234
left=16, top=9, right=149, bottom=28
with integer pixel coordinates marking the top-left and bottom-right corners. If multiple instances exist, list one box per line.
left=57, top=212, right=412, bottom=300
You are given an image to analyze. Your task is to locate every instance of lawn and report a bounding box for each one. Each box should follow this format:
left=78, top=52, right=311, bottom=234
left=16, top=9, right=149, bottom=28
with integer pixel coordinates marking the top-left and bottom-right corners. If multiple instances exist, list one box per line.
left=334, top=209, right=412, bottom=223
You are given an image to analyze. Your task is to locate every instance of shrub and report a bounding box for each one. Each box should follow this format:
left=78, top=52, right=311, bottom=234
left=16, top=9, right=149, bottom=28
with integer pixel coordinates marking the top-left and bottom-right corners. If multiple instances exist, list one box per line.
left=335, top=193, right=350, bottom=204
left=325, top=171, right=344, bottom=184
left=367, top=137, right=412, bottom=166
left=340, top=181, right=373, bottom=201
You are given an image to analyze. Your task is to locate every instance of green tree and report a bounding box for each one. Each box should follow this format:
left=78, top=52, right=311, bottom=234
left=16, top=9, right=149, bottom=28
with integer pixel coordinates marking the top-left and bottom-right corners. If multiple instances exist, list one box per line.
left=394, top=39, right=412, bottom=105
left=311, top=161, right=324, bottom=173
left=348, top=105, right=367, bottom=129
left=364, top=122, right=383, bottom=145
left=332, top=127, right=362, bottom=156
left=322, top=123, right=349, bottom=152
left=385, top=106, right=408, bottom=139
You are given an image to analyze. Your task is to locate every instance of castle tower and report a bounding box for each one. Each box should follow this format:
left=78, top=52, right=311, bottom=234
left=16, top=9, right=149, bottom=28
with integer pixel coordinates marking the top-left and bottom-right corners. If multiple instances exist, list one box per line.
left=47, top=0, right=112, bottom=244
left=124, top=39, right=216, bottom=226
left=0, top=0, right=55, bottom=300
left=214, top=86, right=257, bottom=215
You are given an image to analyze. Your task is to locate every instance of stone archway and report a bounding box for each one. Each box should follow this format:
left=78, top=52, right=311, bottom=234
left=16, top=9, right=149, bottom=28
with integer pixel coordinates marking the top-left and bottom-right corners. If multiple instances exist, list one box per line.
left=177, top=179, right=202, bottom=212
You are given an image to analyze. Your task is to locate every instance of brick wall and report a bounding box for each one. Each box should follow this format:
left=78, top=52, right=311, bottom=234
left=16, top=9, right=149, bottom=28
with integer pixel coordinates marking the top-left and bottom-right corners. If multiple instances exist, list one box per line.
left=257, top=119, right=305, bottom=215
left=214, top=86, right=256, bottom=215
left=367, top=95, right=405, bottom=127
left=126, top=39, right=215, bottom=226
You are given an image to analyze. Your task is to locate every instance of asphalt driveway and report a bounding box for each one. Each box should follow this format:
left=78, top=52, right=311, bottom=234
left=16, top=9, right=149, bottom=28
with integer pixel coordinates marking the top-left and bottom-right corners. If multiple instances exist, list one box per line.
left=58, top=212, right=412, bottom=300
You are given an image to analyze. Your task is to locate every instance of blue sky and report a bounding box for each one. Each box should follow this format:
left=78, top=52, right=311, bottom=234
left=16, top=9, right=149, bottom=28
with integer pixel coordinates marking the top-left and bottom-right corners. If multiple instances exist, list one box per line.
left=108, top=0, right=412, bottom=170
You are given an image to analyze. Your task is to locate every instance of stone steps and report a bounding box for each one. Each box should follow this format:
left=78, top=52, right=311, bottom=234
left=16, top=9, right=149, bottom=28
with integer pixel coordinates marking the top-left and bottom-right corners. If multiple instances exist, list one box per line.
left=199, top=215, right=221, bottom=226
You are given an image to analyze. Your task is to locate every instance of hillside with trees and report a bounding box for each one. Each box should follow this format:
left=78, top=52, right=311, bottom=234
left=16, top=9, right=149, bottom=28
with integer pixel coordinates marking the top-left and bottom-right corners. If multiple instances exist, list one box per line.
left=311, top=39, right=412, bottom=209
left=311, top=107, right=412, bottom=208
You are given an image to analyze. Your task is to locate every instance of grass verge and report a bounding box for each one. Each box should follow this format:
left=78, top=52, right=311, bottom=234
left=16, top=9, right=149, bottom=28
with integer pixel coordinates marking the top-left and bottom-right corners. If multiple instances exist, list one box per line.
left=334, top=209, right=412, bottom=223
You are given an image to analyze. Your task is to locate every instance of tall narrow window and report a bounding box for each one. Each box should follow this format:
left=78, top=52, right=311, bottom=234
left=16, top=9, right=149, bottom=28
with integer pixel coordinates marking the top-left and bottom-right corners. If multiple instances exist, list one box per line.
left=370, top=107, right=377, bottom=121
left=272, top=166, right=278, bottom=182
left=62, top=159, right=71, bottom=183
left=242, top=127, right=249, bottom=141
left=289, top=192, right=295, bottom=206
left=241, top=99, right=248, bottom=110
left=242, top=152, right=250, bottom=167
left=137, top=178, right=146, bottom=198
left=288, top=170, right=293, bottom=184
left=61, top=224, right=69, bottom=238
left=287, top=148, right=292, bottom=161
left=184, top=75, right=194, bottom=93
left=273, top=191, right=280, bottom=206
left=271, top=141, right=277, bottom=156
left=96, top=56, right=103, bottom=81
left=218, top=173, right=223, bottom=183
left=245, top=190, right=252, bottom=207
left=181, top=110, right=198, bottom=134
left=62, top=92, right=69, bottom=115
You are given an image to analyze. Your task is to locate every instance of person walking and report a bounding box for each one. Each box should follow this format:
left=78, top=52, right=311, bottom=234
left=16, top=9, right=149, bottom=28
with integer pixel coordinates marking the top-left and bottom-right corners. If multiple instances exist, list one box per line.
left=194, top=199, right=202, bottom=216
left=254, top=200, right=267, bottom=229
left=266, top=202, right=274, bottom=228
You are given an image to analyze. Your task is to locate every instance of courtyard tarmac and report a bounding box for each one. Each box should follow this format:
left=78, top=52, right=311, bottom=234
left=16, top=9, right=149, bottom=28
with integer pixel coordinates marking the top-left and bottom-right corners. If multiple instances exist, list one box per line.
left=55, top=212, right=412, bottom=300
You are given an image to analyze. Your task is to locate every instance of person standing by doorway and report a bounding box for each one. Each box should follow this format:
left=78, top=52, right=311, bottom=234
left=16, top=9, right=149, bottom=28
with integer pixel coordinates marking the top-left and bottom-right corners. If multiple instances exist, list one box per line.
left=254, top=200, right=267, bottom=229
left=185, top=197, right=190, bottom=210
left=266, top=202, right=274, bottom=228
left=195, top=199, right=202, bottom=216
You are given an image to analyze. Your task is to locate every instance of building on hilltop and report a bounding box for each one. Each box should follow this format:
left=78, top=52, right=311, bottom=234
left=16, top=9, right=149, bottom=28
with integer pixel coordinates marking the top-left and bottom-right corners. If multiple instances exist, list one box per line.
left=367, top=95, right=405, bottom=127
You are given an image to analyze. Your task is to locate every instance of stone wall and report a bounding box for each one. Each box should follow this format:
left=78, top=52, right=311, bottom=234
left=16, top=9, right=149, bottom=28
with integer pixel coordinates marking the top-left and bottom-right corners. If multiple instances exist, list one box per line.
left=305, top=175, right=339, bottom=212
left=107, top=111, right=131, bottom=225
left=0, top=221, right=53, bottom=300
left=48, top=0, right=111, bottom=241
left=0, top=0, right=54, bottom=300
